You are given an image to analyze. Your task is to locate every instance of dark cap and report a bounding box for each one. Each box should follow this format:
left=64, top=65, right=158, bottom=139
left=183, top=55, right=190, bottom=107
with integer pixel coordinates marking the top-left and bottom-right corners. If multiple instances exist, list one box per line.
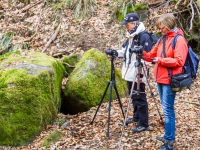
left=120, top=13, right=139, bottom=25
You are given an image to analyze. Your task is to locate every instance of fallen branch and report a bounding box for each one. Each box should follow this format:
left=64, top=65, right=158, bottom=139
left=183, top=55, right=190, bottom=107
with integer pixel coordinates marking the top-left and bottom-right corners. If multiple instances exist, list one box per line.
left=62, top=62, right=75, bottom=68
left=42, top=23, right=61, bottom=53
left=21, top=0, right=43, bottom=13
left=23, top=33, right=37, bottom=42
left=180, top=100, right=200, bottom=105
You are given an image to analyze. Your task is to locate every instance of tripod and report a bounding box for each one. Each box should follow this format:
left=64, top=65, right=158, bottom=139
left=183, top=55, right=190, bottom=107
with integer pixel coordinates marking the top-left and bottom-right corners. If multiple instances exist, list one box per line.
left=118, top=52, right=163, bottom=149
left=90, top=55, right=125, bottom=138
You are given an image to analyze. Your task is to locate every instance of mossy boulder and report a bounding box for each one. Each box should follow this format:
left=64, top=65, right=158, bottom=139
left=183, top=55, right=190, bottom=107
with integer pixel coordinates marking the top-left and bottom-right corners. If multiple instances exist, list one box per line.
left=0, top=51, right=65, bottom=146
left=63, top=49, right=128, bottom=114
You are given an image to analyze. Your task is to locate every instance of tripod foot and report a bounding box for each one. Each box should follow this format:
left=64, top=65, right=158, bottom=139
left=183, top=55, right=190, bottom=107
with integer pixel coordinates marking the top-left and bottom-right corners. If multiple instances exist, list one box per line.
left=123, top=124, right=127, bottom=129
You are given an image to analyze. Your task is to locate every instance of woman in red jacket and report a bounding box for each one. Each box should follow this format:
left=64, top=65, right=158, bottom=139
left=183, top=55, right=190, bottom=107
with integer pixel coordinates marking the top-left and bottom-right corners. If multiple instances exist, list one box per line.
left=143, top=13, right=188, bottom=150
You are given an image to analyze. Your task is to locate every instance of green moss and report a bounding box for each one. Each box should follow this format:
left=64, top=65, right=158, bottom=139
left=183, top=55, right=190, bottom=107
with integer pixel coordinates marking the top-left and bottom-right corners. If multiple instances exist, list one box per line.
left=117, top=3, right=147, bottom=22
left=134, top=3, right=147, bottom=10
left=0, top=51, right=20, bottom=61
left=41, top=130, right=64, bottom=147
left=62, top=54, right=82, bottom=74
left=0, top=51, right=65, bottom=146
left=64, top=49, right=128, bottom=114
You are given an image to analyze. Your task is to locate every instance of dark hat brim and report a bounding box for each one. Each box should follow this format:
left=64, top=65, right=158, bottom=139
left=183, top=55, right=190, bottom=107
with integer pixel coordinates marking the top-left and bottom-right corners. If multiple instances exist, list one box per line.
left=119, top=20, right=127, bottom=25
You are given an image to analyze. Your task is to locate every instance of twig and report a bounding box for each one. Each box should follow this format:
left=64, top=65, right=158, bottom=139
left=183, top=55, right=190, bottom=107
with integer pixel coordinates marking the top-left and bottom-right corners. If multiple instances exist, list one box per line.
left=21, top=0, right=43, bottom=13
left=150, top=9, right=191, bottom=19
left=188, top=0, right=194, bottom=31
left=23, top=33, right=37, bottom=42
left=175, top=0, right=183, bottom=9
left=192, top=1, right=200, bottom=19
left=62, top=62, right=75, bottom=68
left=42, top=23, right=61, bottom=53
left=177, top=15, right=189, bottom=36
left=180, top=100, right=200, bottom=105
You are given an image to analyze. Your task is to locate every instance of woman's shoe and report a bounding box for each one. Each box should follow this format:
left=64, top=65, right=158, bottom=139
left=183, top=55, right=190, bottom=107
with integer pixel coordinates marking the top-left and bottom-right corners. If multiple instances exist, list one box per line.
left=125, top=118, right=138, bottom=126
left=158, top=140, right=174, bottom=150
left=131, top=125, right=149, bottom=132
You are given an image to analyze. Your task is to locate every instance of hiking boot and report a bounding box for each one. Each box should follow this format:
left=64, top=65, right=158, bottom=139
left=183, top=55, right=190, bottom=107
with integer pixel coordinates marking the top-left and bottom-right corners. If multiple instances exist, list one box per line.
left=156, top=137, right=165, bottom=142
left=131, top=125, right=149, bottom=132
left=125, top=118, right=138, bottom=126
left=158, top=140, right=174, bottom=150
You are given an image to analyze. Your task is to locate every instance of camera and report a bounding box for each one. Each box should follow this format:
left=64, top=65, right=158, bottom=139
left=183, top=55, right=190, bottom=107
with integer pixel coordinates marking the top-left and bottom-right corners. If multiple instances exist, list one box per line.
left=105, top=49, right=118, bottom=57
left=129, top=46, right=143, bottom=54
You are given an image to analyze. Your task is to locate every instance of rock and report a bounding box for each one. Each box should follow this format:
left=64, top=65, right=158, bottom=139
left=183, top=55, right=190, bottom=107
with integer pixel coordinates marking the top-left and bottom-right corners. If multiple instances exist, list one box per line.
left=61, top=122, right=70, bottom=128
left=0, top=51, right=65, bottom=146
left=62, top=48, right=128, bottom=114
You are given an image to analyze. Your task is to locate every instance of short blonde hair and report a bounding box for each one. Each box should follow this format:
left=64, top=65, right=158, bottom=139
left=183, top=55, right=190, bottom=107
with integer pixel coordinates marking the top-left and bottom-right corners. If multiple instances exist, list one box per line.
left=156, top=13, right=176, bottom=30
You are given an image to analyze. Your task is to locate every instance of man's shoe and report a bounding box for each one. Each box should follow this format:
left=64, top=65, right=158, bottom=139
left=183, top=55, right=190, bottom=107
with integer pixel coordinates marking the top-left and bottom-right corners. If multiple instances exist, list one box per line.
left=125, top=118, right=138, bottom=126
left=156, top=137, right=165, bottom=142
left=131, top=125, right=149, bottom=132
left=159, top=140, right=174, bottom=150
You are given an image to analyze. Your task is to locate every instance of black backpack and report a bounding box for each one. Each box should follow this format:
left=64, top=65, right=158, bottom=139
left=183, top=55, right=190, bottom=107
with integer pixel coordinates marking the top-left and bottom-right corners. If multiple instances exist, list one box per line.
left=138, top=31, right=159, bottom=46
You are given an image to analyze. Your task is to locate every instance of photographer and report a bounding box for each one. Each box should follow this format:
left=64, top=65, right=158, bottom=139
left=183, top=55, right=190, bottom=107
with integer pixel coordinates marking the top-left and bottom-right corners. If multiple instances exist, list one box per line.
left=142, top=13, right=188, bottom=150
left=116, top=13, right=153, bottom=132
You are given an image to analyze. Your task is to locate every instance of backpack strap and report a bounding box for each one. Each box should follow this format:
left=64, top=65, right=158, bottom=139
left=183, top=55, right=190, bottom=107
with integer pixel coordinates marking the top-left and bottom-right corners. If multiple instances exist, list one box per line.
left=157, top=36, right=164, bottom=45
left=172, top=34, right=182, bottom=49
left=137, top=30, right=147, bottom=45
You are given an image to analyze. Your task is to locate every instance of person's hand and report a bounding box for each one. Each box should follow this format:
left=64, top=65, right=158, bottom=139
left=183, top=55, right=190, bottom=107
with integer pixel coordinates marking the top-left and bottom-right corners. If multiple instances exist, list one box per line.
left=151, top=57, right=159, bottom=63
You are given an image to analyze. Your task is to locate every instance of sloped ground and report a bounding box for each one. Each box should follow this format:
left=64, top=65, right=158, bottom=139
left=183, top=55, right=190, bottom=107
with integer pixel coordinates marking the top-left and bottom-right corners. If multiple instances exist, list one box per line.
left=0, top=0, right=200, bottom=149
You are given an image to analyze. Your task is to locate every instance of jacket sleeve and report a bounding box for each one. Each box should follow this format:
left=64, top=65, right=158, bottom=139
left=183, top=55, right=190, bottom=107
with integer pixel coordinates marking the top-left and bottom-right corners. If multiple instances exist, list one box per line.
left=142, top=42, right=159, bottom=61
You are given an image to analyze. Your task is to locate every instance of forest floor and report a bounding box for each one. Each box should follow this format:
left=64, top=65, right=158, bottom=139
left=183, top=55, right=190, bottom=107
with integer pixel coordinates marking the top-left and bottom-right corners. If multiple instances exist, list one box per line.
left=0, top=0, right=200, bottom=149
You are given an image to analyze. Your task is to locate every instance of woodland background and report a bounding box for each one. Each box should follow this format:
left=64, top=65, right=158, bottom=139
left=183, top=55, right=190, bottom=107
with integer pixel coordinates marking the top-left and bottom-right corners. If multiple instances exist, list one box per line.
left=0, top=0, right=200, bottom=149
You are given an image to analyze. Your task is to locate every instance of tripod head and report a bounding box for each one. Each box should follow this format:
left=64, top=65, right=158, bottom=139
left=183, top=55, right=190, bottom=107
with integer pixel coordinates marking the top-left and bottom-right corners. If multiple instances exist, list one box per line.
left=105, top=49, right=118, bottom=58
left=129, top=46, right=143, bottom=67
left=105, top=49, right=118, bottom=82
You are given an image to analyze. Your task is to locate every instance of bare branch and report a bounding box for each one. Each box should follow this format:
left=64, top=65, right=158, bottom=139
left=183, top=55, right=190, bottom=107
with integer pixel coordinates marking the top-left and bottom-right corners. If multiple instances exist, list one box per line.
left=180, top=100, right=200, bottom=105
left=175, top=0, right=184, bottom=9
left=21, top=0, right=43, bottom=13
left=42, top=23, right=61, bottom=53
left=188, top=0, right=194, bottom=31
left=192, top=1, right=200, bottom=19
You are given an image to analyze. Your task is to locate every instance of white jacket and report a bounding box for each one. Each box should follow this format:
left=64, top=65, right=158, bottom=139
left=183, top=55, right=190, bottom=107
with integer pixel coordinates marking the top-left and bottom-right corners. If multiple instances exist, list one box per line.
left=117, top=22, right=150, bottom=83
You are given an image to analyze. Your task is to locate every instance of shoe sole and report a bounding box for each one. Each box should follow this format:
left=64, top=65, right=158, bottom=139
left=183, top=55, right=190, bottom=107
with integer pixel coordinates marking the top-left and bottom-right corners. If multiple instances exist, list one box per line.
left=131, top=127, right=149, bottom=132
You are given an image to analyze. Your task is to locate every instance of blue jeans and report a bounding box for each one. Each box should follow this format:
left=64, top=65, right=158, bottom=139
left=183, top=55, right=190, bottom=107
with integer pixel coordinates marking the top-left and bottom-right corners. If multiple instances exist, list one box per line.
left=157, top=83, right=176, bottom=142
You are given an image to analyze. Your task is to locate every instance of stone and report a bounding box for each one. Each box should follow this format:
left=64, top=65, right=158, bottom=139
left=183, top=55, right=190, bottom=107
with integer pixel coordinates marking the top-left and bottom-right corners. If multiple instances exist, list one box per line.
left=62, top=48, right=128, bottom=114
left=0, top=51, right=65, bottom=146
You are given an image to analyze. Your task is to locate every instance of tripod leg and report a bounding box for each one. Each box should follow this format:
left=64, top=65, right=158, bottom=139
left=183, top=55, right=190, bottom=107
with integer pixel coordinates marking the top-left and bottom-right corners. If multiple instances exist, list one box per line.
left=118, top=71, right=137, bottom=150
left=142, top=64, right=163, bottom=121
left=90, top=81, right=110, bottom=125
left=106, top=81, right=113, bottom=138
left=113, top=83, right=125, bottom=119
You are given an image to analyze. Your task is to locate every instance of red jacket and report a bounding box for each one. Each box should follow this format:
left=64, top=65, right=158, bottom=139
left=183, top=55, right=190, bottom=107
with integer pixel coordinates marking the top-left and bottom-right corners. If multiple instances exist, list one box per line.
left=143, top=28, right=188, bottom=84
